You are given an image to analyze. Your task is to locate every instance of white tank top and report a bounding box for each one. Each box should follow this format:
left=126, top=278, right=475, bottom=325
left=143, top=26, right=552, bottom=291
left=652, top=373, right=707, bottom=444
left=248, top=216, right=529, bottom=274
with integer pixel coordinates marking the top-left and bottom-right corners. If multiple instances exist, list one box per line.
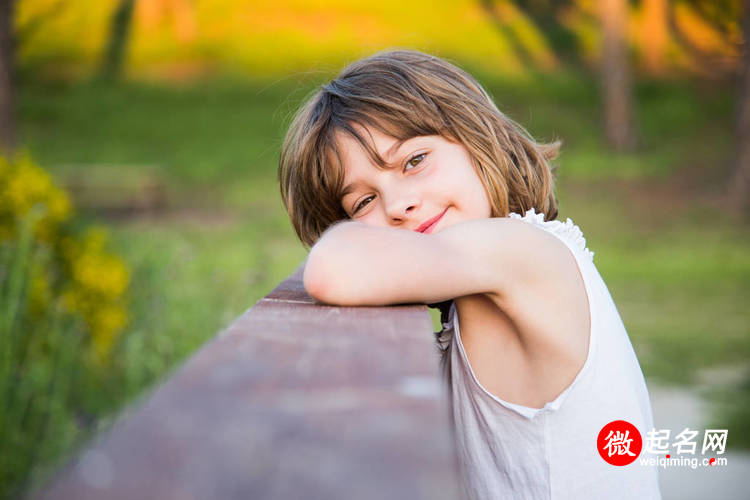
left=441, top=208, right=661, bottom=500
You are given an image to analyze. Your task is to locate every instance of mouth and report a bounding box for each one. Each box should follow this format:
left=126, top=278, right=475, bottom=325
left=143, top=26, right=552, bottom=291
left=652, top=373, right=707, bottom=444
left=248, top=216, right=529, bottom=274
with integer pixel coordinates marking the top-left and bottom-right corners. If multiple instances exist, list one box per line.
left=415, top=207, right=448, bottom=234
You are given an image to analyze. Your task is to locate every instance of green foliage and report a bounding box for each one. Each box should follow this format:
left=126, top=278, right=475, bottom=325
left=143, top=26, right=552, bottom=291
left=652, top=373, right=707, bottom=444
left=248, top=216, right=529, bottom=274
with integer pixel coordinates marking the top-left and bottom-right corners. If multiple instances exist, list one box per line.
left=0, top=215, right=84, bottom=499
left=0, top=154, right=130, bottom=361
left=0, top=154, right=130, bottom=498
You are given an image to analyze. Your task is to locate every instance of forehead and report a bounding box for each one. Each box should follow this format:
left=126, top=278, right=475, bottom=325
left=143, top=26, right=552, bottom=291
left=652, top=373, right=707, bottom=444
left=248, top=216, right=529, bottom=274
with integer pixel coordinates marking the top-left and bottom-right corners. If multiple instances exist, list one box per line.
left=335, top=125, right=403, bottom=167
left=333, top=124, right=411, bottom=195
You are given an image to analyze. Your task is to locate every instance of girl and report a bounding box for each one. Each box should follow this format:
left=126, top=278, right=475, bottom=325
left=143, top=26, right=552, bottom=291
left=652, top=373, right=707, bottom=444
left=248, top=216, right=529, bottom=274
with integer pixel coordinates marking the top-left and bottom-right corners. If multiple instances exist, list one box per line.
left=278, top=49, right=661, bottom=499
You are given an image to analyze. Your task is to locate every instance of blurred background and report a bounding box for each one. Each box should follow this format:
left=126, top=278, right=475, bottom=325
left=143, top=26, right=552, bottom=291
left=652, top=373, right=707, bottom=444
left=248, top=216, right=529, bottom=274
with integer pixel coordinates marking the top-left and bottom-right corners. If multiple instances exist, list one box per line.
left=0, top=0, right=748, bottom=498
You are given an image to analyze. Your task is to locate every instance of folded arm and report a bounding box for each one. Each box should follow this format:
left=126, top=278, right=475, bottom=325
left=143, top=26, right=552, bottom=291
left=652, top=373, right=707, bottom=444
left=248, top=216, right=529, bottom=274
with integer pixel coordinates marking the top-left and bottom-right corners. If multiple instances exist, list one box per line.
left=303, top=217, right=564, bottom=307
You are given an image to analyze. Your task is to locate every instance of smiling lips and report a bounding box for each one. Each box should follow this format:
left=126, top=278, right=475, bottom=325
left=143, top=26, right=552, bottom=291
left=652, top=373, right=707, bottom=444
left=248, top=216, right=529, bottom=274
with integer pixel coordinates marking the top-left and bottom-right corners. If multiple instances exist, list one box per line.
left=415, top=208, right=448, bottom=234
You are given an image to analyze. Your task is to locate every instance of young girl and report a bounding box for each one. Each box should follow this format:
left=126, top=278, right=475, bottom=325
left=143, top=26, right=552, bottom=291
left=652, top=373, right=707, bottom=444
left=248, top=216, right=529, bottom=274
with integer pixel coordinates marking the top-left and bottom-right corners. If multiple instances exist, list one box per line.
left=278, top=49, right=661, bottom=499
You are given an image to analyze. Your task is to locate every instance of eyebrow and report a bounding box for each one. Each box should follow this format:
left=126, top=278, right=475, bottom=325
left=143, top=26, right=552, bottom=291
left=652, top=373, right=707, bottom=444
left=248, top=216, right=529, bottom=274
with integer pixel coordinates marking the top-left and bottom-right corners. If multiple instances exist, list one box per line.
left=340, top=137, right=412, bottom=198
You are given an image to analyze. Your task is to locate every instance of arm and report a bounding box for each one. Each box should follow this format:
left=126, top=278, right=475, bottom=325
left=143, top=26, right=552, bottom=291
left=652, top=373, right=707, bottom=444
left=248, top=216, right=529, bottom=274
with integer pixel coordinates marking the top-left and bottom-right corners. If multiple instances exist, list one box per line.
left=303, top=217, right=565, bottom=307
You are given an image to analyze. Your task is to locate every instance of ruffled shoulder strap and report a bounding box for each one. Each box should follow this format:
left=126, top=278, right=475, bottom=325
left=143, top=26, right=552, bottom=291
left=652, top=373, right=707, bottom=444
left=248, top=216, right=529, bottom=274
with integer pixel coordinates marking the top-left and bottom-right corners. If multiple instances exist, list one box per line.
left=508, top=208, right=595, bottom=262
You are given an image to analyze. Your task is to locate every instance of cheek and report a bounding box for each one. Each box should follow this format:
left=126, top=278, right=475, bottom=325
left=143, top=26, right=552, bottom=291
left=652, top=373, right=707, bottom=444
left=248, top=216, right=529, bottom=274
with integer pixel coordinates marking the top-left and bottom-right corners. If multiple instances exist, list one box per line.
left=458, top=166, right=492, bottom=215
left=468, top=191, right=492, bottom=218
left=466, top=183, right=492, bottom=218
left=358, top=210, right=388, bottom=228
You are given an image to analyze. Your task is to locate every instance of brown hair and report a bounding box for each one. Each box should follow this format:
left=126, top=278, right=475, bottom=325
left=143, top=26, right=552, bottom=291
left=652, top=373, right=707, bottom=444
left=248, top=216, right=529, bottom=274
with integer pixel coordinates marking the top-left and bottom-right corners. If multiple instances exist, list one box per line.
left=278, top=49, right=560, bottom=248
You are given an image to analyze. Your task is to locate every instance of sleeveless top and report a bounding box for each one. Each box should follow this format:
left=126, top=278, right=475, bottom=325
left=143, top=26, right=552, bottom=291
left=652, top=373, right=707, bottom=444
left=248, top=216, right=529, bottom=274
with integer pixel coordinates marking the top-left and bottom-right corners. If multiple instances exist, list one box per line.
left=438, top=208, right=661, bottom=500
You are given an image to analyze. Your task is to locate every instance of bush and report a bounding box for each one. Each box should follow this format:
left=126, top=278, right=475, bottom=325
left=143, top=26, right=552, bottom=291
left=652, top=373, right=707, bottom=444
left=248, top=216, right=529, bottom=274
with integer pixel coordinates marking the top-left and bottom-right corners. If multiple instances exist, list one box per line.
left=0, top=153, right=130, bottom=498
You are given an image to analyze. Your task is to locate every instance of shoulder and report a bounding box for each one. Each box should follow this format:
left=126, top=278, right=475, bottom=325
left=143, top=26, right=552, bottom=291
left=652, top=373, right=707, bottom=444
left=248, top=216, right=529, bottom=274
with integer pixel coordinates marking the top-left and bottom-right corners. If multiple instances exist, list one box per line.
left=437, top=216, right=579, bottom=301
left=507, top=209, right=595, bottom=263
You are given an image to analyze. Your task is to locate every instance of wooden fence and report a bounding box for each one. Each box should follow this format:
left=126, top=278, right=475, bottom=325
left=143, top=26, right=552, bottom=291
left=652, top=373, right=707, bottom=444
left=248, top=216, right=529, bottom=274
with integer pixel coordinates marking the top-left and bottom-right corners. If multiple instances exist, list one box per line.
left=31, top=265, right=461, bottom=500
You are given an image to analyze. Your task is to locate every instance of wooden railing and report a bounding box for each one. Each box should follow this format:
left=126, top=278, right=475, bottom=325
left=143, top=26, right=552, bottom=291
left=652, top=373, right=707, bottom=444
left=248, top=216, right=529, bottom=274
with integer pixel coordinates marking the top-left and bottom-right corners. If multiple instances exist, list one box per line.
left=31, top=265, right=461, bottom=500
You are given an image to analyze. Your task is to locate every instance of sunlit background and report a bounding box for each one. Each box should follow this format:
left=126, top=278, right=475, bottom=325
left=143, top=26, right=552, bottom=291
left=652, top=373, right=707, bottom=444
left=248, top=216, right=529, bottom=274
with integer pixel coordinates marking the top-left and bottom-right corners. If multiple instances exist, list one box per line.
left=1, top=0, right=749, bottom=498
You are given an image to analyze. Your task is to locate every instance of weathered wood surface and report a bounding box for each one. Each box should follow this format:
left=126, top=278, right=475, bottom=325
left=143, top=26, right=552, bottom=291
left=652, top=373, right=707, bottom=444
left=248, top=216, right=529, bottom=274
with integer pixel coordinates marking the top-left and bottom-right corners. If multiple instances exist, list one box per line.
left=32, top=265, right=461, bottom=500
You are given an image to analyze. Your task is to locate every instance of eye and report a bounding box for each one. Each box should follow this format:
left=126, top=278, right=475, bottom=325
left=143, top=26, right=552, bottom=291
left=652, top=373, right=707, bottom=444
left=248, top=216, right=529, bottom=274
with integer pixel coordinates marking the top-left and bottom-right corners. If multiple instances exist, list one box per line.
left=404, top=153, right=426, bottom=171
left=353, top=195, right=375, bottom=214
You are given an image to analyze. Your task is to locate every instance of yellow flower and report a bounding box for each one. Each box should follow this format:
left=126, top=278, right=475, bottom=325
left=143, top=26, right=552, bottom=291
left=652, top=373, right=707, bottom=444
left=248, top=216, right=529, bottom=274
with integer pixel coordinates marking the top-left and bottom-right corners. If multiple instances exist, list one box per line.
left=71, top=253, right=130, bottom=297
left=60, top=287, right=84, bottom=314
left=2, top=152, right=131, bottom=365
left=0, top=151, right=73, bottom=243
left=90, top=305, right=128, bottom=362
left=6, top=161, right=51, bottom=214
left=47, top=188, right=72, bottom=221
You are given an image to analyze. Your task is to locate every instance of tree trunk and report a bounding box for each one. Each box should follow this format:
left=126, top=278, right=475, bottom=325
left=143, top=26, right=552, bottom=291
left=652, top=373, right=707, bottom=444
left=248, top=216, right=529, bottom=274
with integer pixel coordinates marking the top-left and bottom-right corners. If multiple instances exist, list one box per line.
left=0, top=0, right=16, bottom=154
left=480, top=0, right=539, bottom=70
left=99, top=0, right=135, bottom=80
left=641, top=0, right=667, bottom=75
left=601, top=0, right=635, bottom=151
left=727, top=1, right=750, bottom=218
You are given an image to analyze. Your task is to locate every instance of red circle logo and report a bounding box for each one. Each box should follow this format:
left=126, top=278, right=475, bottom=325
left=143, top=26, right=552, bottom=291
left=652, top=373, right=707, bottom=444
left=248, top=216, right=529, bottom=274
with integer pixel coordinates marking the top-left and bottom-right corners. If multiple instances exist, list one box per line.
left=597, top=420, right=642, bottom=466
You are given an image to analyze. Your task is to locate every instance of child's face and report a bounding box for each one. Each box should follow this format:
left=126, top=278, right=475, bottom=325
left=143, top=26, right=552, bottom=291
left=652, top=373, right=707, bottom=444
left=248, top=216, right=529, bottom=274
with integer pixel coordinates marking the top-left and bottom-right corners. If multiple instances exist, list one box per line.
left=337, top=125, right=492, bottom=234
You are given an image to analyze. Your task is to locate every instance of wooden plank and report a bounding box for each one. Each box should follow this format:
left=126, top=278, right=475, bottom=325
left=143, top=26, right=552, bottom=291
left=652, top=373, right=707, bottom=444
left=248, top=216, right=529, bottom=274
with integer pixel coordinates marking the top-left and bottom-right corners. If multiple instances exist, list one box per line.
left=31, top=265, right=460, bottom=500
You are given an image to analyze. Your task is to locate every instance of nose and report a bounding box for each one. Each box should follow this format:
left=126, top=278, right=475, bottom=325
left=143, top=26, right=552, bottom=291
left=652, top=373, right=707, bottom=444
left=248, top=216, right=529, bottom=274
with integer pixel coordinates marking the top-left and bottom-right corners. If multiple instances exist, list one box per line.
left=384, top=189, right=420, bottom=224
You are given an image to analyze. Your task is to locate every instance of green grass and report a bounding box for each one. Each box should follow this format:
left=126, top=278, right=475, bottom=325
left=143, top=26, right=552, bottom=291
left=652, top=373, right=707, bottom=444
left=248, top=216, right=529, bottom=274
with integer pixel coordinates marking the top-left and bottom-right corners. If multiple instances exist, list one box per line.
left=20, top=70, right=735, bottom=192
left=109, top=207, right=307, bottom=384
left=597, top=226, right=750, bottom=384
left=20, top=77, right=306, bottom=196
left=9, top=72, right=750, bottom=496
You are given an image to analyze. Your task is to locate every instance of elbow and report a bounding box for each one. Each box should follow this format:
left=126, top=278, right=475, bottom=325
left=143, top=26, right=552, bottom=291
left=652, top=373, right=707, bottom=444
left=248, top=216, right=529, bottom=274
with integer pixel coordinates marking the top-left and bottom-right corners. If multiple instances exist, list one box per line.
left=303, top=245, right=342, bottom=304
left=303, top=257, right=329, bottom=303
left=302, top=221, right=367, bottom=305
left=303, top=246, right=364, bottom=306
